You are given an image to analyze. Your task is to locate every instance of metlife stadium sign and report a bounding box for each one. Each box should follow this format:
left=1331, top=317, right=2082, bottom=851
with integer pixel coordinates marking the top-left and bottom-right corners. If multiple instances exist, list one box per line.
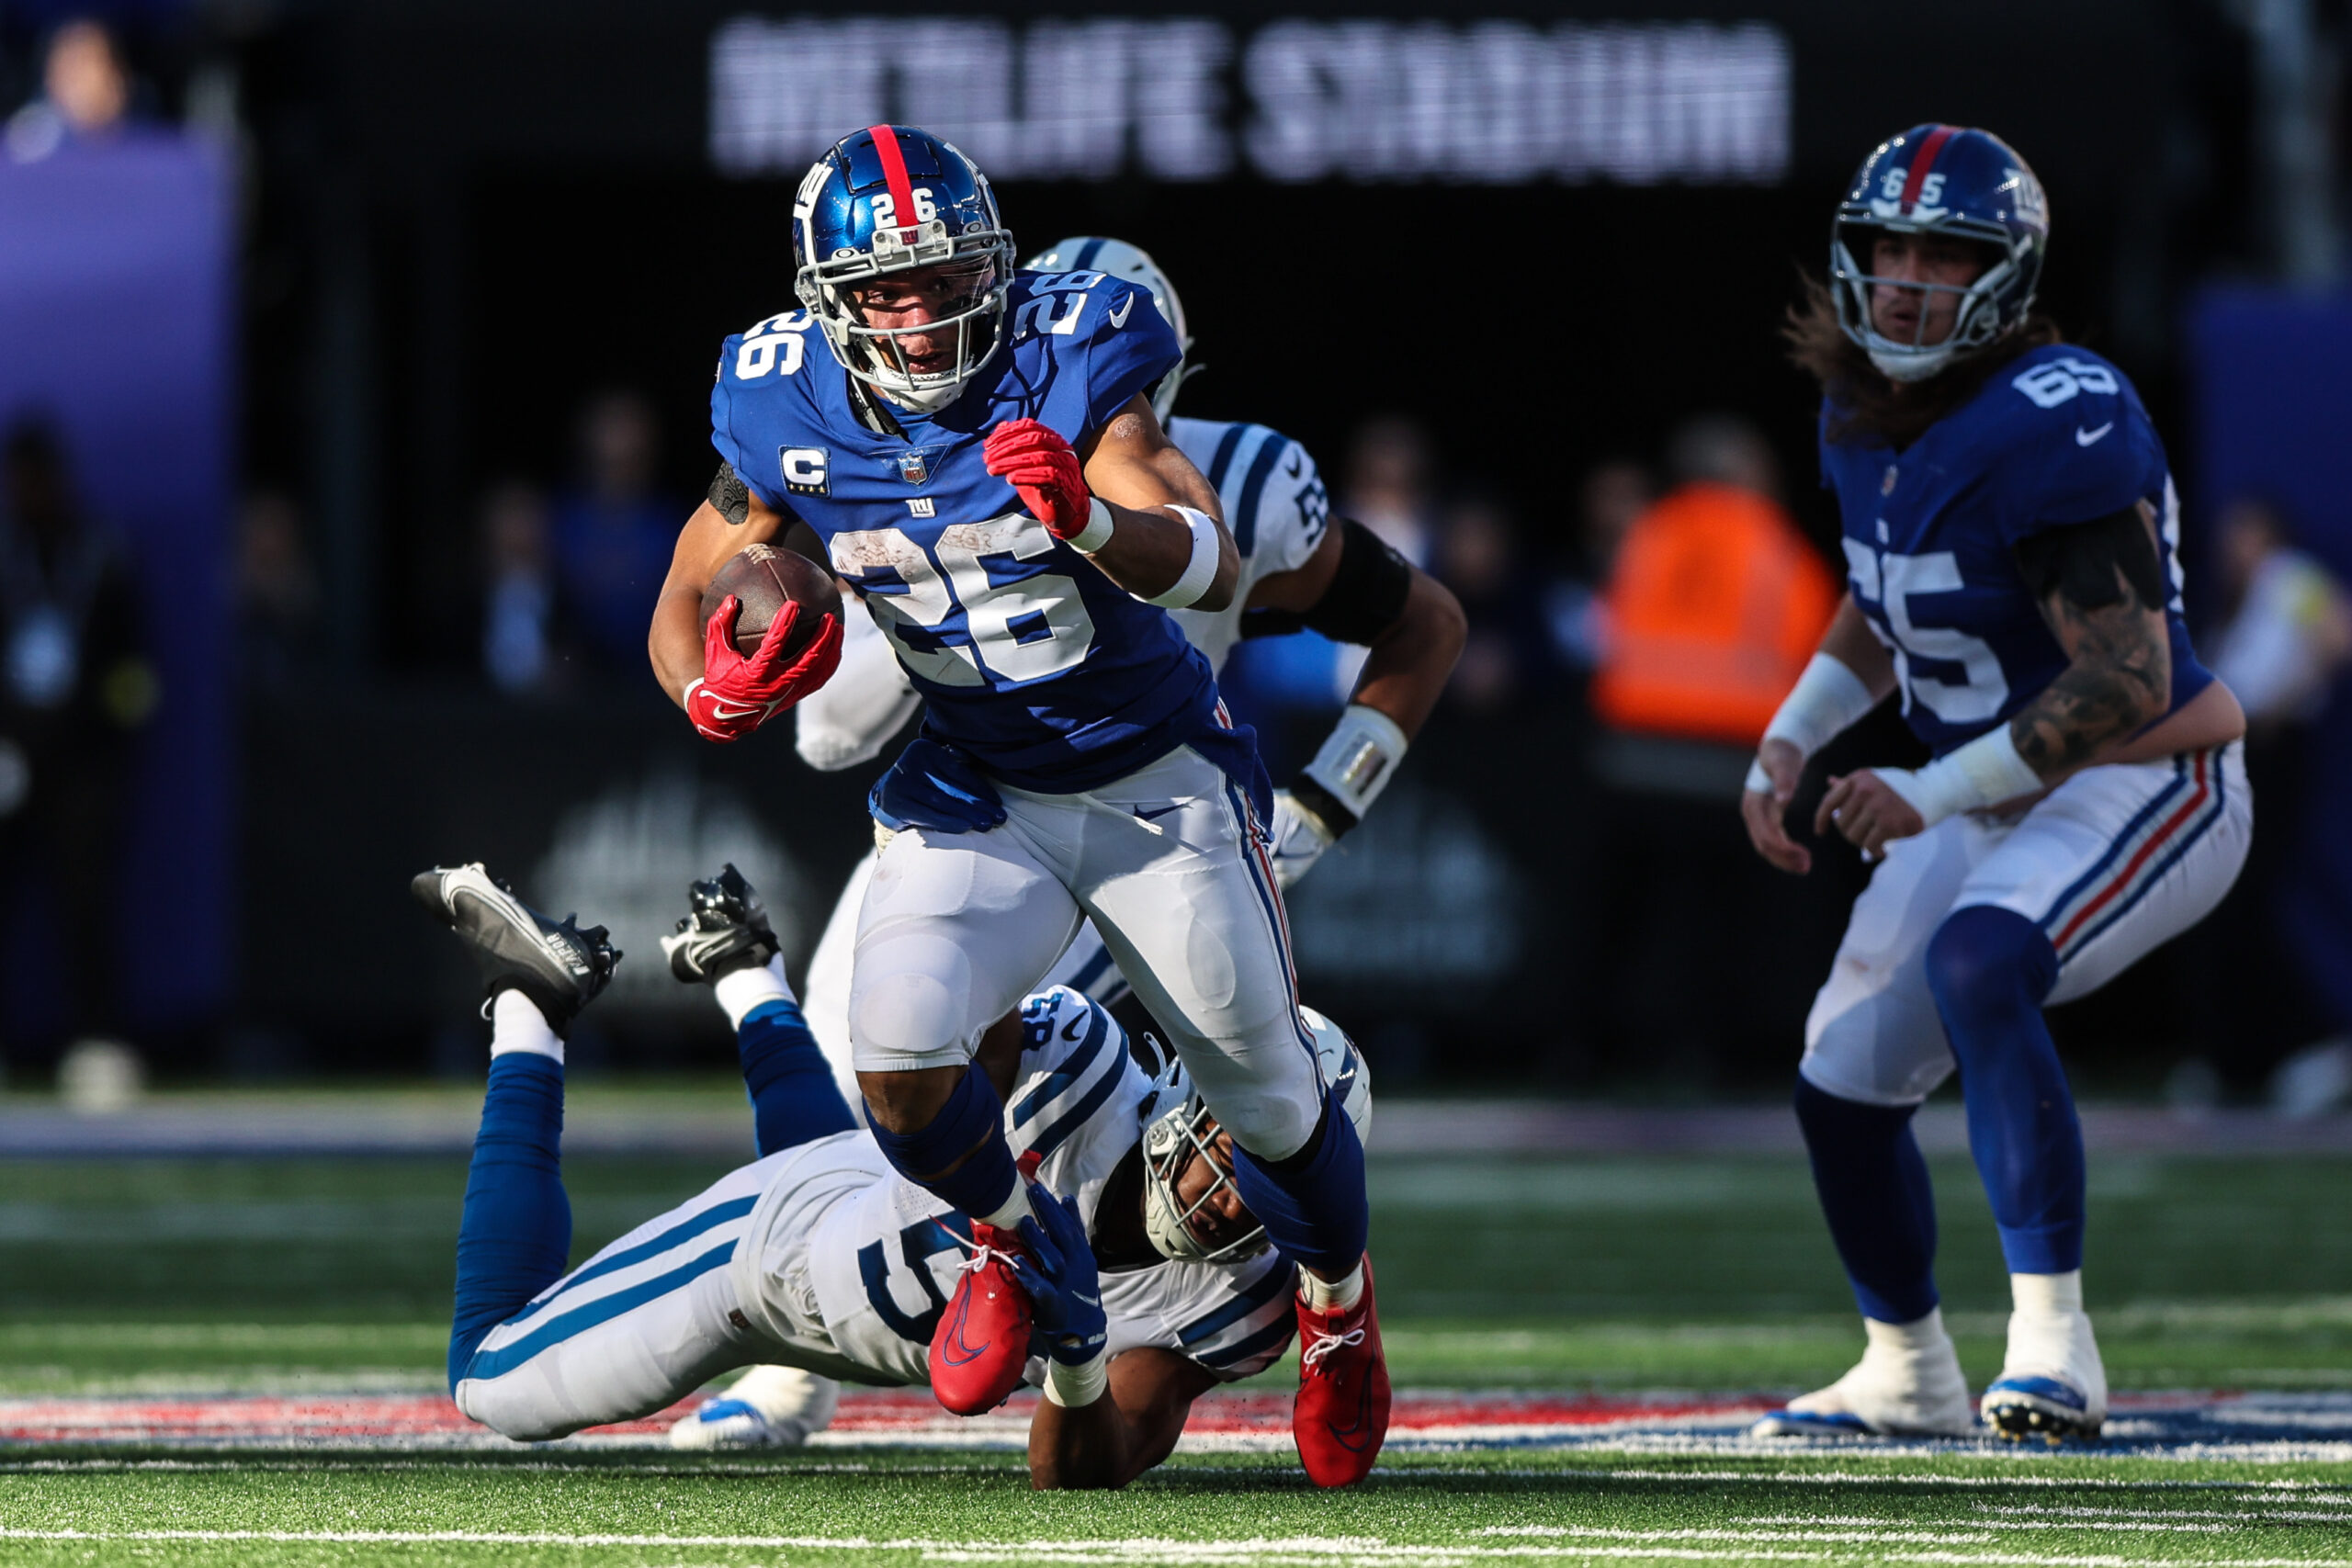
left=709, top=16, right=1790, bottom=186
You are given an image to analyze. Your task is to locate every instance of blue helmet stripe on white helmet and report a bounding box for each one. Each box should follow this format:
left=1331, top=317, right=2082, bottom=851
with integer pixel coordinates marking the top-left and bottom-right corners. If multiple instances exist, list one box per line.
left=1023, top=235, right=1196, bottom=423
left=1830, top=123, right=2048, bottom=383
left=791, top=124, right=1018, bottom=413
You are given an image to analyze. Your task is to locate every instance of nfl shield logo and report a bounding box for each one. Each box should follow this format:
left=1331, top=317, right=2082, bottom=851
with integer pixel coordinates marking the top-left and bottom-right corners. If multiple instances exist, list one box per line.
left=898, top=450, right=930, bottom=486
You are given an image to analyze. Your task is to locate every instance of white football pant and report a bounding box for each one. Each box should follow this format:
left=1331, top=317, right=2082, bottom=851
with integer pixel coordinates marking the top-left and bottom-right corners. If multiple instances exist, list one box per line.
left=846, top=743, right=1324, bottom=1160
left=1801, top=742, right=2251, bottom=1106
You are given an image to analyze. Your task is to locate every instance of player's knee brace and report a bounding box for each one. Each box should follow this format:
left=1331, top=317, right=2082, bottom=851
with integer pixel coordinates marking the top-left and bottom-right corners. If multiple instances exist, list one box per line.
left=865, top=1065, right=1020, bottom=1222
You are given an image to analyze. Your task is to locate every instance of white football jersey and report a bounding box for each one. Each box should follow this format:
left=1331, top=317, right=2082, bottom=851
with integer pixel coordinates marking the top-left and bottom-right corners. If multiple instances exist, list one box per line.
left=776, top=987, right=1295, bottom=1386
left=793, top=418, right=1330, bottom=773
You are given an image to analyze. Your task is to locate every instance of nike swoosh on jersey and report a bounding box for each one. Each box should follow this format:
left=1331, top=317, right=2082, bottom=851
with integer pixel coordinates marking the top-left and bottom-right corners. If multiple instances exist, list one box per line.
left=2075, top=422, right=2116, bottom=446
left=1105, top=294, right=1135, bottom=329
left=1132, top=803, right=1182, bottom=823
left=1285, top=449, right=1303, bottom=478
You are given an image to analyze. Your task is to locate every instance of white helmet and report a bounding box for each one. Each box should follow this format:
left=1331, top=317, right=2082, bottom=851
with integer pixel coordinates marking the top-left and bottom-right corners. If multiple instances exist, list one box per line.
left=1023, top=235, right=1196, bottom=423
left=1140, top=1007, right=1372, bottom=1266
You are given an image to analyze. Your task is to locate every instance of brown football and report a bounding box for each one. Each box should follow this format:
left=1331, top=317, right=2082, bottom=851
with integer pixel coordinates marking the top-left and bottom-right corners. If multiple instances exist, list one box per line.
left=700, top=544, right=842, bottom=659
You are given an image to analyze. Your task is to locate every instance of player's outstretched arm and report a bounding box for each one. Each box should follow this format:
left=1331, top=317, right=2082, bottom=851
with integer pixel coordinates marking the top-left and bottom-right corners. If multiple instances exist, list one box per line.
left=1027, top=1346, right=1216, bottom=1491
left=1249, top=520, right=1467, bottom=745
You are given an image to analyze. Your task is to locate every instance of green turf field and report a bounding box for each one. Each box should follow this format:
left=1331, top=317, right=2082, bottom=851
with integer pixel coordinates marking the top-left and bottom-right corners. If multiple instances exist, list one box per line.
left=5, top=1131, right=2351, bottom=1563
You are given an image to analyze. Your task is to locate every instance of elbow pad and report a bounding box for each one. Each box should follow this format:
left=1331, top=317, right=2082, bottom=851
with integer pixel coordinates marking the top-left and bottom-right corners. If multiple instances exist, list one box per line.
left=1242, top=517, right=1412, bottom=646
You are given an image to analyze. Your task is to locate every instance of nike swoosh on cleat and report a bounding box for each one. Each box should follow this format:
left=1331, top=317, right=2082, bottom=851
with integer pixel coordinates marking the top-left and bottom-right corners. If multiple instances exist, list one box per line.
left=935, top=1296, right=992, bottom=1369
left=2075, top=422, right=2115, bottom=446
left=1106, top=295, right=1135, bottom=329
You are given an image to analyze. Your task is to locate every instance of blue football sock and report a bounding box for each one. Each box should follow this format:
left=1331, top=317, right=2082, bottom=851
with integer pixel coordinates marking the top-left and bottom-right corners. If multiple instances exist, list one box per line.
left=447, top=1052, right=571, bottom=1391
left=866, top=1065, right=1020, bottom=1223
left=1925, top=904, right=2082, bottom=1276
left=739, top=998, right=857, bottom=1157
left=1793, top=1076, right=1941, bottom=1323
left=1229, top=1086, right=1369, bottom=1278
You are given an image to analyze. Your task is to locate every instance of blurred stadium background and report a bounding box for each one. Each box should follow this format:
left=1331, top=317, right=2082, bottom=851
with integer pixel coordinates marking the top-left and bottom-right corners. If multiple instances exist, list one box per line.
left=4, top=0, right=2352, bottom=1416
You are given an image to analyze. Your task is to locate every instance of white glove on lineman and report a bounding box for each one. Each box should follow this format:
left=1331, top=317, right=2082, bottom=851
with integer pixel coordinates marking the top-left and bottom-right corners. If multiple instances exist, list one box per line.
left=1265, top=789, right=1336, bottom=889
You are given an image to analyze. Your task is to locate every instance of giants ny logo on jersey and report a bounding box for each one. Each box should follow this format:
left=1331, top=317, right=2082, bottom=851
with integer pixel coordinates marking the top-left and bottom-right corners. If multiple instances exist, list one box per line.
left=780, top=446, right=830, bottom=497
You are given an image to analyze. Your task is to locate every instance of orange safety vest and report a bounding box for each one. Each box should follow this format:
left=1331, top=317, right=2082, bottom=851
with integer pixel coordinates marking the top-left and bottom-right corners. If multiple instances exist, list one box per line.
left=1590, top=481, right=1839, bottom=747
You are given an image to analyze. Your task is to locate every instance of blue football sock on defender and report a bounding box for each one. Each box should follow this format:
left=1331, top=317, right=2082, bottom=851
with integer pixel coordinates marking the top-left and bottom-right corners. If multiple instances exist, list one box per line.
left=1793, top=1077, right=1941, bottom=1323
left=1229, top=1086, right=1370, bottom=1278
left=1926, top=904, right=2082, bottom=1276
left=866, top=1065, right=1021, bottom=1222
left=447, top=1051, right=571, bottom=1391
left=738, top=999, right=857, bottom=1157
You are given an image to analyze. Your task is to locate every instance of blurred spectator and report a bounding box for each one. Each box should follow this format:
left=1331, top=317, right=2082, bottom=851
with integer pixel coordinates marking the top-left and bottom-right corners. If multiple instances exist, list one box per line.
left=1589, top=414, right=1835, bottom=766
left=548, top=391, right=678, bottom=676
left=2207, top=496, right=2352, bottom=728
left=1341, top=414, right=1436, bottom=566
left=481, top=479, right=571, bottom=696
left=6, top=18, right=132, bottom=163
left=0, top=418, right=153, bottom=1064
left=234, top=490, right=320, bottom=693
left=2185, top=497, right=2352, bottom=1091
left=1546, top=458, right=1657, bottom=674
left=1563, top=415, right=1840, bottom=1087
left=1432, top=492, right=1552, bottom=715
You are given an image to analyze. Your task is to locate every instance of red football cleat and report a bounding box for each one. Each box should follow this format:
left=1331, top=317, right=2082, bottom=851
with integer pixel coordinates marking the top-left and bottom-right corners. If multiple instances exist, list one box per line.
left=928, top=1221, right=1035, bottom=1416
left=1293, top=1256, right=1391, bottom=1487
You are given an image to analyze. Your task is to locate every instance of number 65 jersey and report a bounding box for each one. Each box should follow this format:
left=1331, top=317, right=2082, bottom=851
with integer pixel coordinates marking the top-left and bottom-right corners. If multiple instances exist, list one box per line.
left=1820, top=342, right=2216, bottom=759
left=710, top=270, right=1216, bottom=795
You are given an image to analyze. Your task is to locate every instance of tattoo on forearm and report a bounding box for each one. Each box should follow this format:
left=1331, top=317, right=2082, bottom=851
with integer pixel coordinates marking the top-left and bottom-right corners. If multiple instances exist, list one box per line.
left=2008, top=583, right=2171, bottom=777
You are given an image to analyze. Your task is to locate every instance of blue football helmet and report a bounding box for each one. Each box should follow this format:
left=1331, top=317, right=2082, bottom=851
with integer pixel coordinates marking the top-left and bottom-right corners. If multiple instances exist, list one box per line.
left=1023, top=236, right=1196, bottom=423
left=792, top=125, right=1018, bottom=412
left=1832, top=124, right=2049, bottom=382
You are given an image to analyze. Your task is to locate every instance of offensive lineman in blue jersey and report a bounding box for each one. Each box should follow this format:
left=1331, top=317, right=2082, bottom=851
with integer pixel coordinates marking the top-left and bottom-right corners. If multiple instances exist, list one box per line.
left=1740, top=126, right=2251, bottom=1442
left=645, top=128, right=1387, bottom=1483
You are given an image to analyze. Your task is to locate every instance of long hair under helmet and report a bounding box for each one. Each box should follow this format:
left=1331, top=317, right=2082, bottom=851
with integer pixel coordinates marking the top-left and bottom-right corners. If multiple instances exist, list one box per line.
left=1023, top=236, right=1198, bottom=423
left=1832, top=124, right=2049, bottom=383
left=793, top=125, right=1018, bottom=412
left=1140, top=1008, right=1372, bottom=1267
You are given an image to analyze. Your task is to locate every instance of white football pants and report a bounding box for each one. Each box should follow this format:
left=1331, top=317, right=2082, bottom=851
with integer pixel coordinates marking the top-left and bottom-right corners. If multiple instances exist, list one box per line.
left=844, top=743, right=1323, bottom=1160
left=1801, top=742, right=2251, bottom=1106
left=806, top=859, right=1129, bottom=1124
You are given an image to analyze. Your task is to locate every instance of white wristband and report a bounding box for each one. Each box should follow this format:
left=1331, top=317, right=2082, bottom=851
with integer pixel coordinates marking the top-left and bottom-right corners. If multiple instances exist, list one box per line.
left=1143, top=505, right=1220, bottom=610
left=1043, top=1348, right=1109, bottom=1407
left=1303, top=704, right=1410, bottom=825
left=1762, top=654, right=1879, bottom=761
left=1875, top=725, right=2045, bottom=829
left=1068, top=496, right=1115, bottom=554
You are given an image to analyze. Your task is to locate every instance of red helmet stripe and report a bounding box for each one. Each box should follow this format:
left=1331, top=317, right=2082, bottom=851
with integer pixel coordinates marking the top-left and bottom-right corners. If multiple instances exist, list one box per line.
left=867, top=124, right=919, bottom=232
left=1899, top=124, right=1959, bottom=211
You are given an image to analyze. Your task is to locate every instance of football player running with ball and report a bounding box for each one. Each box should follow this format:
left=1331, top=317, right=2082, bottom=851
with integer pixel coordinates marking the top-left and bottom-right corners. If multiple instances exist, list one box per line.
left=678, top=237, right=1464, bottom=1461
left=646, top=129, right=1387, bottom=1483
left=418, top=862, right=1367, bottom=1487
left=1743, top=125, right=2250, bottom=1443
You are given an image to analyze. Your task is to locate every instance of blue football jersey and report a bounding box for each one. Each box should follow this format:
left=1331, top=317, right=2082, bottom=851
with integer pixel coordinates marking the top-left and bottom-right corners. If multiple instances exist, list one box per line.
left=711, top=270, right=1216, bottom=793
left=1821, top=343, right=2214, bottom=758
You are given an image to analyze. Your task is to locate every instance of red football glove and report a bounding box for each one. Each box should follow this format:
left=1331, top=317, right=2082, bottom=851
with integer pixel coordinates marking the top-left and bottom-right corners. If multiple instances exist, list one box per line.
left=683, top=594, right=843, bottom=743
left=983, top=418, right=1091, bottom=538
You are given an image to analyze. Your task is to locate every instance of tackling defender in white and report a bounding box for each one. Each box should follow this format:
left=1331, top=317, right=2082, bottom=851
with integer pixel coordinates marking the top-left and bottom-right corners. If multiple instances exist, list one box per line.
left=419, top=861, right=1370, bottom=1488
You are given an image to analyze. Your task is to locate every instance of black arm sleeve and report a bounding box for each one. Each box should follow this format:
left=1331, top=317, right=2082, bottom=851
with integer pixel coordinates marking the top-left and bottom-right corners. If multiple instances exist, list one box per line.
left=2013, top=505, right=2167, bottom=613
left=709, top=461, right=752, bottom=526
left=1239, top=517, right=1413, bottom=646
